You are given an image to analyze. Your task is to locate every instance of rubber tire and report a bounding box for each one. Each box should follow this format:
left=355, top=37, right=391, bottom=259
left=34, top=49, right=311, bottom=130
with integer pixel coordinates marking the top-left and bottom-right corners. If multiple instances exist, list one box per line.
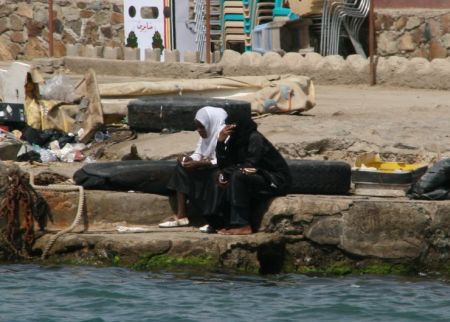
left=73, top=160, right=177, bottom=195
left=287, top=160, right=351, bottom=195
left=74, top=159, right=351, bottom=196
left=127, top=96, right=251, bottom=132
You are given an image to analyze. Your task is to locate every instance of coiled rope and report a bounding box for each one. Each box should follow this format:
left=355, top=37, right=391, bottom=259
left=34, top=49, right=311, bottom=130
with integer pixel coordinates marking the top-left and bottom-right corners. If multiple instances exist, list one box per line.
left=29, top=172, right=86, bottom=259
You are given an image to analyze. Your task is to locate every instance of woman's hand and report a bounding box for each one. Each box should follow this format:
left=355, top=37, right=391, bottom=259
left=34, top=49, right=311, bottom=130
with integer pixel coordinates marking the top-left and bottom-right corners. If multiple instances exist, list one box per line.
left=178, top=155, right=192, bottom=164
left=217, top=172, right=229, bottom=188
left=218, top=124, right=236, bottom=142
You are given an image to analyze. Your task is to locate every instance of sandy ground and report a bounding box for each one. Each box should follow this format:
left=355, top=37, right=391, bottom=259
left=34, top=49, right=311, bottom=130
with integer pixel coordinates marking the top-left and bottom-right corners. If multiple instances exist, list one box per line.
left=101, top=84, right=450, bottom=166
left=16, top=82, right=450, bottom=179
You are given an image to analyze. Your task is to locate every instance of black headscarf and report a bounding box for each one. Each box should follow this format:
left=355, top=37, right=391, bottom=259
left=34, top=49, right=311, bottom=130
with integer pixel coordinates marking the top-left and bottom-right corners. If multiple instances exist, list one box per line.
left=225, top=114, right=257, bottom=151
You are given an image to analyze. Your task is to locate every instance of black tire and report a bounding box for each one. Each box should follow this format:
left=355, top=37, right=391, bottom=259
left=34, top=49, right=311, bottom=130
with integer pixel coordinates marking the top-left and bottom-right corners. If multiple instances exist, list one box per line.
left=74, top=159, right=351, bottom=196
left=127, top=96, right=251, bottom=132
left=287, top=160, right=351, bottom=195
left=73, top=160, right=177, bottom=195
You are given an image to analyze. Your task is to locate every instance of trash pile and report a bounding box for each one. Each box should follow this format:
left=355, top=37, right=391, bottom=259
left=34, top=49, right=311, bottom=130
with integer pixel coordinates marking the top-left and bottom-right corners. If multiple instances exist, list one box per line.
left=0, top=63, right=114, bottom=163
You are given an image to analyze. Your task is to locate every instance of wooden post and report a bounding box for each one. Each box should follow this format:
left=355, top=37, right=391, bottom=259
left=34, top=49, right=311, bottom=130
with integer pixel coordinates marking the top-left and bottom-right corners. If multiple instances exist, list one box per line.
left=369, top=0, right=376, bottom=85
left=205, top=0, right=211, bottom=63
left=48, top=0, right=54, bottom=57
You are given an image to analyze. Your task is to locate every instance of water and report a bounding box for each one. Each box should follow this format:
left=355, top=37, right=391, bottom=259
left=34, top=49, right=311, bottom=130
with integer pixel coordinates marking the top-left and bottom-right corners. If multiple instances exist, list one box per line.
left=1, top=265, right=450, bottom=322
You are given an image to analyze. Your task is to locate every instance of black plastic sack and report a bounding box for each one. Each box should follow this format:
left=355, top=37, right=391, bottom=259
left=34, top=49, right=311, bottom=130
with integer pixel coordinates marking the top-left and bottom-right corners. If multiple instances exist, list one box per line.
left=408, top=158, right=450, bottom=200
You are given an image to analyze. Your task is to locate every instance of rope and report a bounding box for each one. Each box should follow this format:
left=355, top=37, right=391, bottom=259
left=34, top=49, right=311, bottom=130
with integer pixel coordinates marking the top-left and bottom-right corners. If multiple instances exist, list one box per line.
left=29, top=172, right=86, bottom=259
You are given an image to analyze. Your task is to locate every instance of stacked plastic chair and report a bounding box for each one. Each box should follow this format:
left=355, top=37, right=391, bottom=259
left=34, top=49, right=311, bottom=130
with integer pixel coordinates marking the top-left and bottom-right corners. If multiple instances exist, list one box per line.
left=320, top=0, right=369, bottom=57
left=210, top=0, right=223, bottom=52
left=249, top=0, right=275, bottom=31
left=220, top=0, right=246, bottom=51
left=273, top=0, right=298, bottom=20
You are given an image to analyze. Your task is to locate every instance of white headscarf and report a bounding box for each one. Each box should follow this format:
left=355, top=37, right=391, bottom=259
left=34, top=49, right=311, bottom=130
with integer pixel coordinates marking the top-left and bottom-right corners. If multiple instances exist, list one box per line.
left=190, top=106, right=228, bottom=164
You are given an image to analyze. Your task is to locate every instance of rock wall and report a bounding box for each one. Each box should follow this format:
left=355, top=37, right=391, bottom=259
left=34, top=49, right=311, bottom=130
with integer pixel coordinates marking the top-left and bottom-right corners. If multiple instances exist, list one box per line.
left=376, top=9, right=450, bottom=59
left=0, top=1, right=450, bottom=61
left=0, top=0, right=124, bottom=60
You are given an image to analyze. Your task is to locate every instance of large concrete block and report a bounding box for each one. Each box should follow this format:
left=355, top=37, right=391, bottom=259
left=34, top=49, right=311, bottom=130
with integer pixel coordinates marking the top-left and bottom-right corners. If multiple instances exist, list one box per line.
left=239, top=51, right=262, bottom=66
left=164, top=49, right=180, bottom=63
left=66, top=43, right=81, bottom=57
left=84, top=44, right=98, bottom=58
left=145, top=48, right=161, bottom=62
left=183, top=50, right=200, bottom=63
left=103, top=46, right=122, bottom=60
left=219, top=49, right=241, bottom=66
left=124, top=47, right=140, bottom=60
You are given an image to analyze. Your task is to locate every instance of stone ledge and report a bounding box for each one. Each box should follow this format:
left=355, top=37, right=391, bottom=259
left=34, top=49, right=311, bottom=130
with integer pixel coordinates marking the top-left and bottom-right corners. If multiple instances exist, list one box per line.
left=33, top=190, right=450, bottom=274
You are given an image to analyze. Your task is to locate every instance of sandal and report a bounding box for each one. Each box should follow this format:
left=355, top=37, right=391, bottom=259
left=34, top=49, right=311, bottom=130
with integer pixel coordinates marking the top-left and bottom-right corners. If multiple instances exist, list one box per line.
left=199, top=224, right=216, bottom=234
left=158, top=217, right=190, bottom=228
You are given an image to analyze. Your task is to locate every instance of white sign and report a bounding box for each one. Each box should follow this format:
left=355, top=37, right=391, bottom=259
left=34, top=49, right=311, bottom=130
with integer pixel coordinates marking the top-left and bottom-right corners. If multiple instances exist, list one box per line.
left=124, top=0, right=166, bottom=60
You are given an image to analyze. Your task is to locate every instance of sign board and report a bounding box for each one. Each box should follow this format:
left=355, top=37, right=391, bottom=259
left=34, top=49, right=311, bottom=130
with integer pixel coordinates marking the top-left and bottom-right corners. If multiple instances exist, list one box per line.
left=124, top=0, right=166, bottom=60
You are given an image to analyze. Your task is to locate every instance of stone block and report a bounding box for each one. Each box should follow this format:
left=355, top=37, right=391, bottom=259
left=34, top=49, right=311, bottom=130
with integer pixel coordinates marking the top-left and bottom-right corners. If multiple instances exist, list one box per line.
left=9, top=14, right=24, bottom=31
left=16, top=2, right=33, bottom=19
left=442, top=34, right=450, bottom=49
left=346, top=54, right=369, bottom=74
left=183, top=50, right=200, bottom=63
left=281, top=52, right=305, bottom=71
left=377, top=31, right=399, bottom=55
left=103, top=46, right=121, bottom=60
left=83, top=44, right=98, bottom=58
left=394, top=16, right=407, bottom=31
left=123, top=47, right=139, bottom=60
left=340, top=200, right=429, bottom=259
left=405, top=16, right=422, bottom=31
left=66, top=43, right=80, bottom=57
left=164, top=49, right=180, bottom=63
left=398, top=33, right=415, bottom=52
left=442, top=13, right=450, bottom=34
left=430, top=40, right=448, bottom=59
left=219, top=49, right=241, bottom=66
left=427, top=18, right=442, bottom=38
left=145, top=48, right=161, bottom=62
left=240, top=51, right=262, bottom=66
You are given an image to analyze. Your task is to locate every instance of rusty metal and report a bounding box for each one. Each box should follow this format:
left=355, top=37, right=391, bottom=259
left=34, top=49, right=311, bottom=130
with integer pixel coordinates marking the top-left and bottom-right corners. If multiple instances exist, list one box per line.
left=0, top=167, right=51, bottom=258
left=48, top=0, right=54, bottom=57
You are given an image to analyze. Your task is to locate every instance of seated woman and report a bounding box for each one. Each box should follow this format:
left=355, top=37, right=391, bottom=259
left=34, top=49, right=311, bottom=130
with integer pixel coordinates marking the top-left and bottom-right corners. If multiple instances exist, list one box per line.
left=215, top=114, right=292, bottom=235
left=159, top=106, right=227, bottom=228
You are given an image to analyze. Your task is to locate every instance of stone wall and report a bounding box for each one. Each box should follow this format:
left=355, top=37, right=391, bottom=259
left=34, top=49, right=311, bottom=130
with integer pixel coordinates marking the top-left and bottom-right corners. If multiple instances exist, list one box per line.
left=0, top=1, right=450, bottom=61
left=376, top=9, right=450, bottom=59
left=0, top=0, right=124, bottom=60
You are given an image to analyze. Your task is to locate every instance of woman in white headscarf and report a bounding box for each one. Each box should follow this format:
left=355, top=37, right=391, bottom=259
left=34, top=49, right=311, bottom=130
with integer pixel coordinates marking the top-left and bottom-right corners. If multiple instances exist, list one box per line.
left=159, top=106, right=228, bottom=228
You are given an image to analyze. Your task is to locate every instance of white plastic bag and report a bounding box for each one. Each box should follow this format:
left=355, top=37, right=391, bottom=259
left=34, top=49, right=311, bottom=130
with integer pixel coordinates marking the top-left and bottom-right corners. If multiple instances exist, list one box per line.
left=40, top=74, right=78, bottom=103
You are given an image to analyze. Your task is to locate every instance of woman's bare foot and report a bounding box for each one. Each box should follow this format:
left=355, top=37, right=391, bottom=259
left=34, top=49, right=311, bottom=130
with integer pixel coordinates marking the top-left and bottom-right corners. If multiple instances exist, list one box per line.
left=218, top=225, right=252, bottom=235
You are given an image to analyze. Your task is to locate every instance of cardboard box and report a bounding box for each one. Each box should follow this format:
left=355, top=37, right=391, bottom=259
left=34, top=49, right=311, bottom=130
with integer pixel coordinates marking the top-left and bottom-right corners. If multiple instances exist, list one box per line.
left=288, top=0, right=324, bottom=16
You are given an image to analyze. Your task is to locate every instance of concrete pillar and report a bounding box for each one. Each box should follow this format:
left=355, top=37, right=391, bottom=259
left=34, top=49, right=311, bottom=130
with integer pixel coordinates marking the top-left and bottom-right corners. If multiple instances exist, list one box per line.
left=164, top=50, right=180, bottom=63
left=103, top=47, right=122, bottom=60
left=145, top=48, right=161, bottom=62
left=124, top=47, right=140, bottom=60
left=183, top=50, right=200, bottom=63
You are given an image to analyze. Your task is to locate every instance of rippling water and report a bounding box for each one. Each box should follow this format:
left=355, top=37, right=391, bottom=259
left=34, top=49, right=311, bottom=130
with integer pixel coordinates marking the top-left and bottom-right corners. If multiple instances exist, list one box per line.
left=1, top=265, right=450, bottom=322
